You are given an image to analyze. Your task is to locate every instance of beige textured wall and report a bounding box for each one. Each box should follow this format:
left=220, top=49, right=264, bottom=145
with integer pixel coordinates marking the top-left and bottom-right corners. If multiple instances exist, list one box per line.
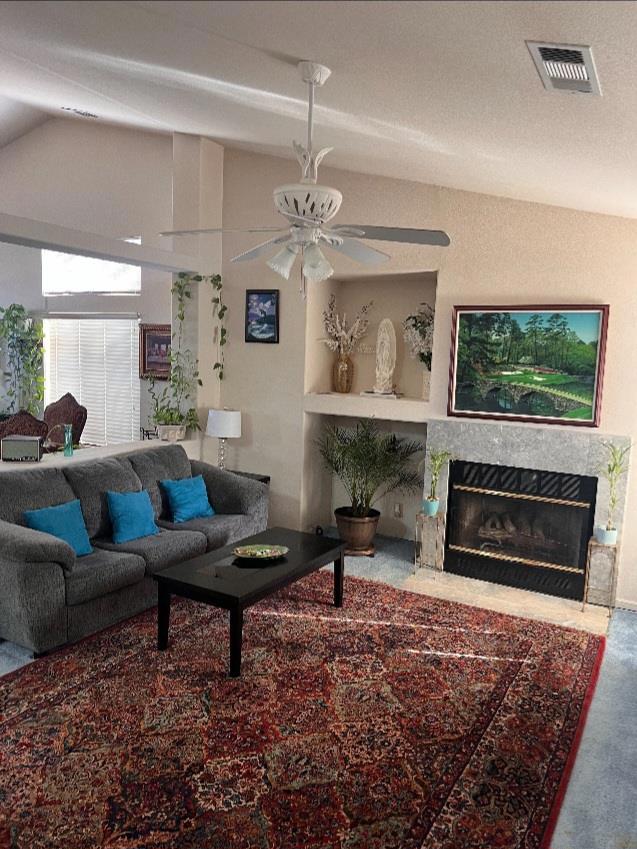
left=220, top=148, right=637, bottom=607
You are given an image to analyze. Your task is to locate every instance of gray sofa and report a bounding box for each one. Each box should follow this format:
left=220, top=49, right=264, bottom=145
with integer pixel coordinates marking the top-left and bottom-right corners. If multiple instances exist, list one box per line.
left=0, top=444, right=269, bottom=653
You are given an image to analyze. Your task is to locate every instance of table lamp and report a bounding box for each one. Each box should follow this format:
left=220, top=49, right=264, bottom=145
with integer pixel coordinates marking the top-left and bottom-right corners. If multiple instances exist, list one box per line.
left=206, top=409, right=241, bottom=470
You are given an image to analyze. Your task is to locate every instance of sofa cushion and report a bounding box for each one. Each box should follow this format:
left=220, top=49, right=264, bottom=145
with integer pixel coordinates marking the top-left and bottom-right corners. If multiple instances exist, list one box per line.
left=64, top=457, right=141, bottom=539
left=65, top=548, right=146, bottom=606
left=95, top=528, right=206, bottom=575
left=158, top=514, right=245, bottom=551
left=161, top=475, right=215, bottom=523
left=127, top=445, right=192, bottom=519
left=0, top=467, right=76, bottom=525
left=107, top=490, right=159, bottom=544
left=24, top=499, right=93, bottom=557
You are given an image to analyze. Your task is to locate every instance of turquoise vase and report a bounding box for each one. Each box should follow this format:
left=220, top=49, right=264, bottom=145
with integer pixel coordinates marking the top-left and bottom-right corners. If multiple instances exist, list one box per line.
left=63, top=424, right=73, bottom=457
left=422, top=498, right=439, bottom=517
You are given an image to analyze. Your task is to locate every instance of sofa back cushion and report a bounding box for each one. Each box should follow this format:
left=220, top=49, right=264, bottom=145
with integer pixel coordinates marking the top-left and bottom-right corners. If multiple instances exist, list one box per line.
left=0, top=467, right=76, bottom=525
left=64, top=456, right=141, bottom=539
left=127, top=444, right=192, bottom=519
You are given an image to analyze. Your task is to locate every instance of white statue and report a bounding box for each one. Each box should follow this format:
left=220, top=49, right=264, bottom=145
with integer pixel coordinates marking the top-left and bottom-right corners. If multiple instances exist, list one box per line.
left=373, top=319, right=397, bottom=394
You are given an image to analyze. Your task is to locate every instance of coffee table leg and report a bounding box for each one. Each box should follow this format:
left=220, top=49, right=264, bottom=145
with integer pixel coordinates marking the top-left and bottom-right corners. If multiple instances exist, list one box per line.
left=229, top=608, right=244, bottom=678
left=157, top=586, right=171, bottom=650
left=334, top=552, right=344, bottom=608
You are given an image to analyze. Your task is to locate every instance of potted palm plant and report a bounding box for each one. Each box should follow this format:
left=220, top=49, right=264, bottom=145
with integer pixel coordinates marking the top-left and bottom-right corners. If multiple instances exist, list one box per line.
left=422, top=448, right=454, bottom=517
left=318, top=420, right=423, bottom=555
left=594, top=441, right=630, bottom=545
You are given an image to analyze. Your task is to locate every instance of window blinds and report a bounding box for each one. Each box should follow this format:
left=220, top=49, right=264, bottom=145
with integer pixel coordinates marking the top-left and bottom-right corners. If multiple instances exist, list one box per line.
left=43, top=318, right=140, bottom=446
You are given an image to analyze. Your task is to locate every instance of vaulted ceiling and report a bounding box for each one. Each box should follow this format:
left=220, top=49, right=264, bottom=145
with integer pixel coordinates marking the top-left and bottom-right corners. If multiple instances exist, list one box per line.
left=1, top=1, right=637, bottom=217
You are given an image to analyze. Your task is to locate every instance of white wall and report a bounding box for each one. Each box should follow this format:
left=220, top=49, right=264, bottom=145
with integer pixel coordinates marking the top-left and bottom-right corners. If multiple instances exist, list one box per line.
left=219, top=147, right=637, bottom=608
left=0, top=119, right=174, bottom=425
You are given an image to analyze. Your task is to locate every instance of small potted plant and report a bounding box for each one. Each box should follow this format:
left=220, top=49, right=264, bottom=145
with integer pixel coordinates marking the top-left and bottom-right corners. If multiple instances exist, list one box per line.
left=594, top=441, right=630, bottom=545
left=322, top=294, right=372, bottom=393
left=422, top=448, right=453, bottom=517
left=318, top=420, right=423, bottom=554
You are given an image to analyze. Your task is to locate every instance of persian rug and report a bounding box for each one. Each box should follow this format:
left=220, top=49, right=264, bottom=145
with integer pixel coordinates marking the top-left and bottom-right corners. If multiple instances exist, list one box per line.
left=0, top=572, right=603, bottom=849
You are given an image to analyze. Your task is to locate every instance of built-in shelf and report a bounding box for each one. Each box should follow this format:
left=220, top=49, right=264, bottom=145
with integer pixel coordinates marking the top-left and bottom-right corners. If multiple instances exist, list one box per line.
left=303, top=392, right=430, bottom=423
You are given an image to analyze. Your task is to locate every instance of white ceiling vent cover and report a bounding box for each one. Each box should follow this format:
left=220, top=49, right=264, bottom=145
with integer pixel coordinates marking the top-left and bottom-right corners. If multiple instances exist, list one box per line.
left=526, top=42, right=601, bottom=95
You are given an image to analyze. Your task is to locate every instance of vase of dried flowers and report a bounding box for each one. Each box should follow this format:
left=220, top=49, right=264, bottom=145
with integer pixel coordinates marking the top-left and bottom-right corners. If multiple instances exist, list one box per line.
left=322, top=294, right=372, bottom=393
left=333, top=353, right=354, bottom=393
left=403, top=303, right=434, bottom=400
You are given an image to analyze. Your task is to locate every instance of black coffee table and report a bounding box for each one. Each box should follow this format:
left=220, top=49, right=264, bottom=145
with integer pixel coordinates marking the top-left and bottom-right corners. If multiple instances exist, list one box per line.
left=153, top=527, right=346, bottom=677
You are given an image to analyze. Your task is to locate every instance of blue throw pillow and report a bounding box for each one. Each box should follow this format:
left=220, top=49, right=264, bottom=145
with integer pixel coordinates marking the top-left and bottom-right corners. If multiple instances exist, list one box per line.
left=24, top=499, right=93, bottom=557
left=161, top=475, right=215, bottom=523
left=106, top=490, right=159, bottom=544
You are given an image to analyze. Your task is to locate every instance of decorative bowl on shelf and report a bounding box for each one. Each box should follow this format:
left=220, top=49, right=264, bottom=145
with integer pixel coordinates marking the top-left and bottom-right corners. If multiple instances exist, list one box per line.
left=232, top=544, right=289, bottom=562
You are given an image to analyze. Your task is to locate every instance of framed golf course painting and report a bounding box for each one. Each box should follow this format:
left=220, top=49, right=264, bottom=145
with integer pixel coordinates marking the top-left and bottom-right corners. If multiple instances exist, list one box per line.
left=448, top=305, right=609, bottom=427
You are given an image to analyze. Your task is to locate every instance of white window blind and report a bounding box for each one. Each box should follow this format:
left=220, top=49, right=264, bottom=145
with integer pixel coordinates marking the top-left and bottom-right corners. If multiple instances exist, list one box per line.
left=42, top=250, right=141, bottom=295
left=43, top=319, right=140, bottom=445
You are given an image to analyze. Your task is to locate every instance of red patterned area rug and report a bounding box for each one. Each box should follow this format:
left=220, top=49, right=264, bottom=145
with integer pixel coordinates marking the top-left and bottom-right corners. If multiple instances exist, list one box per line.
left=0, top=572, right=603, bottom=849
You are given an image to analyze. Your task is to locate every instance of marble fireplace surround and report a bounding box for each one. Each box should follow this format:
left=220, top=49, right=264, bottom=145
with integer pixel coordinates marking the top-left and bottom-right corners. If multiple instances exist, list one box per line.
left=423, top=418, right=631, bottom=586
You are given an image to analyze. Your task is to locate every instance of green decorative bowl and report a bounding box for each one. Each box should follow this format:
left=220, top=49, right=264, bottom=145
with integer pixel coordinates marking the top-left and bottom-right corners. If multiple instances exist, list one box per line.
left=232, top=544, right=289, bottom=562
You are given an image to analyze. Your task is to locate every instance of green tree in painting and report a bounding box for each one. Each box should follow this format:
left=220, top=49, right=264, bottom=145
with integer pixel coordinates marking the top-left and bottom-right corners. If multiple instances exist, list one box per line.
left=525, top=314, right=544, bottom=364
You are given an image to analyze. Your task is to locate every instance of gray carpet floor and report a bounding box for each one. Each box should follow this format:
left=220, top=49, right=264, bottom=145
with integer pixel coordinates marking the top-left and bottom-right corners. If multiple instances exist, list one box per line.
left=1, top=532, right=635, bottom=848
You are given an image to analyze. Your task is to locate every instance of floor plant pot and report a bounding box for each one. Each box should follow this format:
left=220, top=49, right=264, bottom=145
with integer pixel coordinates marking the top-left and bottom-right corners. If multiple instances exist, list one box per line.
left=594, top=526, right=618, bottom=545
left=334, top=507, right=380, bottom=556
left=422, top=498, right=440, bottom=517
left=157, top=424, right=187, bottom=442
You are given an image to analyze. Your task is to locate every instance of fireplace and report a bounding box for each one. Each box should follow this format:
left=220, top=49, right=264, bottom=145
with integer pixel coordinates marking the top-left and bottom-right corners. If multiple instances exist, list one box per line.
left=445, top=460, right=597, bottom=600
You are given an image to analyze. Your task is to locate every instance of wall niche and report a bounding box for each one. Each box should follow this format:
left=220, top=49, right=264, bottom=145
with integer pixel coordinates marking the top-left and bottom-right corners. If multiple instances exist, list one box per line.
left=305, top=270, right=437, bottom=402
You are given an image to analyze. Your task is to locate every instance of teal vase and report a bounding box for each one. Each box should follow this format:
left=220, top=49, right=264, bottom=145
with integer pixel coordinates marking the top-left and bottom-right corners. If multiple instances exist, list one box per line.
left=63, top=424, right=73, bottom=457
left=422, top=498, right=439, bottom=517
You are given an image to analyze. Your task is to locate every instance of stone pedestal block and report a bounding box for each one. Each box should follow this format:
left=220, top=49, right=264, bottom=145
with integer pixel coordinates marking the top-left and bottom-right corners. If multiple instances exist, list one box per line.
left=585, top=539, right=618, bottom=611
left=415, top=513, right=446, bottom=573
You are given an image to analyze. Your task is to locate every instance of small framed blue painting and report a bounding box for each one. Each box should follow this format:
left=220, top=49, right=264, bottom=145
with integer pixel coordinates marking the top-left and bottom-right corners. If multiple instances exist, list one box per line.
left=245, top=289, right=280, bottom=343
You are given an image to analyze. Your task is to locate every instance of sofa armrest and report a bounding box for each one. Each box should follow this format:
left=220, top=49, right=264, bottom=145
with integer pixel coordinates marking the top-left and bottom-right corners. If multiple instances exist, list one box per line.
left=0, top=518, right=76, bottom=572
left=190, top=461, right=269, bottom=520
left=0, top=556, right=67, bottom=653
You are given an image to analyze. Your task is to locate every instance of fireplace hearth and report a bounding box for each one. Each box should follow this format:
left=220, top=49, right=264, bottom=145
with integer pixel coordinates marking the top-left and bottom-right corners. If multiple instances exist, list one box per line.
left=445, top=460, right=597, bottom=600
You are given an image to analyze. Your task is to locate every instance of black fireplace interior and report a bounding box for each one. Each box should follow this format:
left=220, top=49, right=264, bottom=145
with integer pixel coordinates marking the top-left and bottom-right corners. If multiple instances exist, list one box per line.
left=445, top=460, right=597, bottom=600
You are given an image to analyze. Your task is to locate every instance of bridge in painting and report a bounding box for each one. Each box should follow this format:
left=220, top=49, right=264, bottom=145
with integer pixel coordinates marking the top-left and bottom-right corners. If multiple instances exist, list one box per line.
left=475, top=379, right=590, bottom=413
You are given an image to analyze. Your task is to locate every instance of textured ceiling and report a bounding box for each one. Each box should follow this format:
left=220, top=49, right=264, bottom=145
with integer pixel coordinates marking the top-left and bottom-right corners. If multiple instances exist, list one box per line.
left=0, top=1, right=636, bottom=217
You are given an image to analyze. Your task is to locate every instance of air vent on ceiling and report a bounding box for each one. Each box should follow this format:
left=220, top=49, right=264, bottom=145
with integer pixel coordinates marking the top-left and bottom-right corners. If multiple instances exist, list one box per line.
left=526, top=41, right=601, bottom=95
left=61, top=107, right=99, bottom=118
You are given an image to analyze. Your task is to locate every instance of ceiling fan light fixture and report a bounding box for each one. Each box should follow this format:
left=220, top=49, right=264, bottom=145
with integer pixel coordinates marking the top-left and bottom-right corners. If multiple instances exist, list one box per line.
left=302, top=243, right=333, bottom=283
left=266, top=245, right=299, bottom=279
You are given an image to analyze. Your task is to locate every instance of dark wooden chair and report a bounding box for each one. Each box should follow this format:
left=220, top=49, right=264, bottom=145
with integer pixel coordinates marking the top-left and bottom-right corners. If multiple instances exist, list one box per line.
left=0, top=410, right=49, bottom=442
left=43, top=393, right=88, bottom=447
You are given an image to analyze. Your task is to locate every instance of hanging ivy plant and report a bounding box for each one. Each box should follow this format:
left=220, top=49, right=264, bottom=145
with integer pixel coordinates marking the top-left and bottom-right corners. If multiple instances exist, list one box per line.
left=148, top=272, right=225, bottom=429
left=0, top=304, right=45, bottom=415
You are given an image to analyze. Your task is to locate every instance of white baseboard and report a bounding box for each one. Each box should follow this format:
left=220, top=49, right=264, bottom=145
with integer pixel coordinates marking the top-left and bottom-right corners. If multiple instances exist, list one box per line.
left=615, top=598, right=637, bottom=612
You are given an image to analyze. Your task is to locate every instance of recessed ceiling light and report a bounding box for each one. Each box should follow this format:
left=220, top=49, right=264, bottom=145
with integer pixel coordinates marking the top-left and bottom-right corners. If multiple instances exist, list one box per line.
left=61, top=107, right=99, bottom=118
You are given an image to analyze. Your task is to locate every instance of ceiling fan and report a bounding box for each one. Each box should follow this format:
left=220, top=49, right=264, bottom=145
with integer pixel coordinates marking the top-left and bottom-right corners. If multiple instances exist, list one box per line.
left=161, top=62, right=450, bottom=288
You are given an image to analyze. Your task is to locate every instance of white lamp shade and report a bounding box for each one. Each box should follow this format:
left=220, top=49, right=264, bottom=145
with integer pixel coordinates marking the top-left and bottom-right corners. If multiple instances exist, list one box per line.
left=302, top=243, right=333, bottom=283
left=267, top=245, right=298, bottom=280
left=206, top=409, right=241, bottom=439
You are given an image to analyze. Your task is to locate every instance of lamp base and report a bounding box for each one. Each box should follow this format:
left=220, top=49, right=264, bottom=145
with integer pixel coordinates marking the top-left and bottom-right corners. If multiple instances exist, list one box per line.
left=218, top=438, right=227, bottom=470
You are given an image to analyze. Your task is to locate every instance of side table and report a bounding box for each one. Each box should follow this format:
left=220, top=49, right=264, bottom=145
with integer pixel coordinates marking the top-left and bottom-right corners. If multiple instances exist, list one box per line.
left=228, top=469, right=271, bottom=485
left=583, top=538, right=619, bottom=616
left=414, top=512, right=445, bottom=574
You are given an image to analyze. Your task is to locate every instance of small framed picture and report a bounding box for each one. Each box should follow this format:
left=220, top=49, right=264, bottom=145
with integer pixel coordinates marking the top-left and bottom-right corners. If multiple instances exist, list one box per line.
left=245, top=290, right=280, bottom=343
left=139, top=323, right=171, bottom=379
left=448, top=305, right=609, bottom=427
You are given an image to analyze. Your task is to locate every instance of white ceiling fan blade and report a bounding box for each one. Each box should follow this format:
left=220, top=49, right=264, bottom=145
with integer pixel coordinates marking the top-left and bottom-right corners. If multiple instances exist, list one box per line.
left=334, top=225, right=450, bottom=247
left=231, top=235, right=289, bottom=263
left=160, top=226, right=286, bottom=237
left=325, top=237, right=390, bottom=266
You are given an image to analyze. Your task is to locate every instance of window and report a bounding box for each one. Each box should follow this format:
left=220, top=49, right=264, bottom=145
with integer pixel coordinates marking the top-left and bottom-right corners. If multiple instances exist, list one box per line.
left=43, top=319, right=140, bottom=445
left=42, top=250, right=141, bottom=296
